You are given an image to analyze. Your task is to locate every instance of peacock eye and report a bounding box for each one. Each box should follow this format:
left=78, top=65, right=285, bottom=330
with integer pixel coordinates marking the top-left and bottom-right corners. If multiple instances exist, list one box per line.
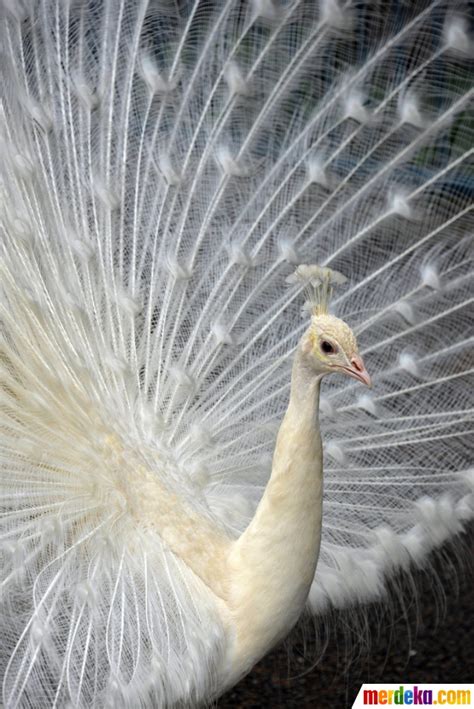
left=321, top=340, right=337, bottom=355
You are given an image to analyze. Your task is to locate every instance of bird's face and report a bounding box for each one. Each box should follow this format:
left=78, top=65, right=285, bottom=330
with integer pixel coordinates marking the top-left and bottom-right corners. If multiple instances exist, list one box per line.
left=301, top=313, right=371, bottom=387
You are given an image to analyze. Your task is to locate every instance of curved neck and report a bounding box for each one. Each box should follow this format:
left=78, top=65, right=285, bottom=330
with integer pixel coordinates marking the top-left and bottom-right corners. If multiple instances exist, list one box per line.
left=226, top=349, right=324, bottom=678
left=287, top=347, right=322, bottom=420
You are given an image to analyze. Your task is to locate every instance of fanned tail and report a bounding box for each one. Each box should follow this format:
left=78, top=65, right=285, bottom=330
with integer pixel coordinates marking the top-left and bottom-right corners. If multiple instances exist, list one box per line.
left=1, top=0, right=473, bottom=706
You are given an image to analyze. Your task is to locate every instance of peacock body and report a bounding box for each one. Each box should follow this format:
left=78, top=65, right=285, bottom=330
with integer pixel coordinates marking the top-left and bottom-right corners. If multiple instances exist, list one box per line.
left=0, top=0, right=473, bottom=706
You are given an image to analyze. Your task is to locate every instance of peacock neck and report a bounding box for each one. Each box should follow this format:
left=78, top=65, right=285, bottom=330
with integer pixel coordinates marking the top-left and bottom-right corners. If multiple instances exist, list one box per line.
left=287, top=347, right=322, bottom=418
left=225, top=348, right=324, bottom=678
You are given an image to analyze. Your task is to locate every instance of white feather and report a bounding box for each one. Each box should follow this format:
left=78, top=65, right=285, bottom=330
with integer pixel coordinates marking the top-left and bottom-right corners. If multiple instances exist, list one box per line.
left=444, top=16, right=472, bottom=55
left=398, top=92, right=426, bottom=129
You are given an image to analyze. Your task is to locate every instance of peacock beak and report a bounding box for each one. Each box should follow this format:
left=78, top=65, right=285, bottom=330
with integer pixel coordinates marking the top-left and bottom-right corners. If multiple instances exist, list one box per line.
left=343, top=355, right=372, bottom=387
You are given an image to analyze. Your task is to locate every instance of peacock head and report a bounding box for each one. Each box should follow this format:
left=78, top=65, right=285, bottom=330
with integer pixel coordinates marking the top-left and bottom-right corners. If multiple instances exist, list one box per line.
left=288, top=264, right=371, bottom=387
left=301, top=313, right=371, bottom=387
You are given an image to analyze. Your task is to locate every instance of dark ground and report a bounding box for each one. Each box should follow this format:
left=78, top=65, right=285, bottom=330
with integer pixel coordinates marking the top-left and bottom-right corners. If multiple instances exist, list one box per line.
left=218, top=527, right=474, bottom=708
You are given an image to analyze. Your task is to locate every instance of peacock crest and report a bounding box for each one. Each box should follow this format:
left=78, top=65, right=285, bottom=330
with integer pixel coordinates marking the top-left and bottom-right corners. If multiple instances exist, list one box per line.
left=287, top=264, right=348, bottom=315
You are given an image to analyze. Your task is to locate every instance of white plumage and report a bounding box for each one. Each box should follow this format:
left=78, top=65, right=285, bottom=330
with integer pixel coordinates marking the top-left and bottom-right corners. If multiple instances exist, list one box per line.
left=0, top=0, right=473, bottom=706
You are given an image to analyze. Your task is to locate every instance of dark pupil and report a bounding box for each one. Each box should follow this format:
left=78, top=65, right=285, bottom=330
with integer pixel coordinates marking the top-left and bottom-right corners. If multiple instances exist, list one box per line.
left=321, top=341, right=334, bottom=354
